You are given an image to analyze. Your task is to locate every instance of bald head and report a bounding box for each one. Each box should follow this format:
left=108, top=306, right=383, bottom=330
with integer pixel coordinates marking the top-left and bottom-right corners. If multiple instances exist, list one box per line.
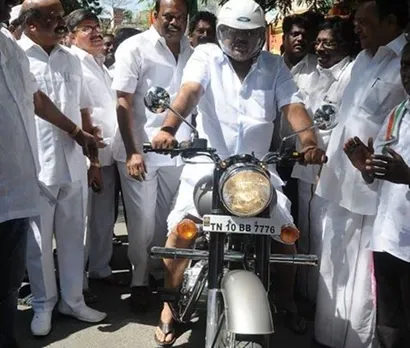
left=20, top=0, right=66, bottom=52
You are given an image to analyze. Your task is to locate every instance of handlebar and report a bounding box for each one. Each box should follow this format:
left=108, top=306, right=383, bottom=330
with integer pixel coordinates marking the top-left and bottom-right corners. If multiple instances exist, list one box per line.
left=143, top=141, right=312, bottom=165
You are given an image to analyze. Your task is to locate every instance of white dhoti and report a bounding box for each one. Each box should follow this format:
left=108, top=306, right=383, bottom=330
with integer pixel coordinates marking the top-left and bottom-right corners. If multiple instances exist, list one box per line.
left=26, top=181, right=87, bottom=313
left=296, top=180, right=328, bottom=303
left=85, top=164, right=117, bottom=280
left=117, top=162, right=182, bottom=286
left=314, top=203, right=376, bottom=348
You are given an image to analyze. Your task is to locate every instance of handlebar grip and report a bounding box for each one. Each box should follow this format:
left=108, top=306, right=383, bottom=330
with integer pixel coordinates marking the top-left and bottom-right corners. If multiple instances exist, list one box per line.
left=290, top=151, right=328, bottom=163
left=143, top=142, right=153, bottom=153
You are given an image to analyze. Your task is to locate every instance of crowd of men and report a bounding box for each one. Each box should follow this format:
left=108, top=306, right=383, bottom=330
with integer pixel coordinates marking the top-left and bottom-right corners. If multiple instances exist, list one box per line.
left=1, top=0, right=410, bottom=347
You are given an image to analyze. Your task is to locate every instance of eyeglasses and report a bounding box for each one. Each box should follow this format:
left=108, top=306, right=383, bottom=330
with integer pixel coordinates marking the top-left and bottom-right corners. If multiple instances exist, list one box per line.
left=314, top=40, right=338, bottom=50
left=75, top=25, right=102, bottom=35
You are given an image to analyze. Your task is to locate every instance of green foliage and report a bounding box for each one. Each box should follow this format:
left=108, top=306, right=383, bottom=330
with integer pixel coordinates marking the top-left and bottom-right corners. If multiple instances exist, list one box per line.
left=61, top=0, right=103, bottom=16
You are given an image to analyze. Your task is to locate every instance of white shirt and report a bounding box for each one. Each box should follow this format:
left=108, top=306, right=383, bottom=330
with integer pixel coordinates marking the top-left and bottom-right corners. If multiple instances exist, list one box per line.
left=291, top=54, right=318, bottom=99
left=179, top=43, right=303, bottom=185
left=71, top=45, right=117, bottom=167
left=19, top=34, right=90, bottom=187
left=111, top=26, right=193, bottom=166
left=0, top=28, right=40, bottom=223
left=316, top=34, right=408, bottom=215
left=371, top=99, right=410, bottom=262
left=292, top=56, right=353, bottom=184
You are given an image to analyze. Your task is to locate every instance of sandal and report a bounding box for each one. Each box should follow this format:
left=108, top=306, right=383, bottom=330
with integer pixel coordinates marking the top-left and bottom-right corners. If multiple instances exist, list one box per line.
left=154, top=319, right=177, bottom=347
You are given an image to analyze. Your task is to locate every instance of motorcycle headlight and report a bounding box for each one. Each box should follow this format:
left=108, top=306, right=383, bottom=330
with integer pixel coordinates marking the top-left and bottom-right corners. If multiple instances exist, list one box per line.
left=219, top=164, right=273, bottom=217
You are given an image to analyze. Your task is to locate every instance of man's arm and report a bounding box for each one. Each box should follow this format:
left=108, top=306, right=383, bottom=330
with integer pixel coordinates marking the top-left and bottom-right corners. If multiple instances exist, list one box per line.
left=33, top=90, right=97, bottom=155
left=161, top=82, right=203, bottom=134
left=80, top=108, right=99, bottom=162
left=282, top=103, right=317, bottom=148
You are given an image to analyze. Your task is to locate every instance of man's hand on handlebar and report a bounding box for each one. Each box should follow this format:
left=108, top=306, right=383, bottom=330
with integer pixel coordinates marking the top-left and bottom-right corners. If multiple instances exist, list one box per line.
left=152, top=130, right=178, bottom=150
left=126, top=153, right=147, bottom=181
left=300, top=145, right=327, bottom=165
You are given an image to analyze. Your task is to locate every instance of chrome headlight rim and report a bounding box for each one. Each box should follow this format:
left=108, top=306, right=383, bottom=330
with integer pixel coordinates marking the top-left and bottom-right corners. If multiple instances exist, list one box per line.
left=219, top=163, right=274, bottom=217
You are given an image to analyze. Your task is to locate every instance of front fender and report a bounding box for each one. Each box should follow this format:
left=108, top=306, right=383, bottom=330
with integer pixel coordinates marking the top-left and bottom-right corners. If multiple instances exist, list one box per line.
left=221, top=270, right=274, bottom=335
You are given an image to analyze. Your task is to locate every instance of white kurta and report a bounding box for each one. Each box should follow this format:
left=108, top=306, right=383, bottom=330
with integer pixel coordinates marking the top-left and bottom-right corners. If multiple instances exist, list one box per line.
left=70, top=45, right=118, bottom=282
left=111, top=27, right=193, bottom=286
left=314, top=34, right=407, bottom=348
left=292, top=56, right=353, bottom=303
left=19, top=34, right=92, bottom=313
left=167, top=43, right=303, bottom=236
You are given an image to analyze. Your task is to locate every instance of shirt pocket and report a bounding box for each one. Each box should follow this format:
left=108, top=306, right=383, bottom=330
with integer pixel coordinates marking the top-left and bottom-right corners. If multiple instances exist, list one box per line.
left=53, top=72, right=82, bottom=106
left=250, top=80, right=275, bottom=121
left=361, top=79, right=401, bottom=122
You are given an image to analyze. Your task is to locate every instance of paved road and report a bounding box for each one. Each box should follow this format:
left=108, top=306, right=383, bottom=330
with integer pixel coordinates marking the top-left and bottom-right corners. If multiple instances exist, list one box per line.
left=16, top=218, right=317, bottom=348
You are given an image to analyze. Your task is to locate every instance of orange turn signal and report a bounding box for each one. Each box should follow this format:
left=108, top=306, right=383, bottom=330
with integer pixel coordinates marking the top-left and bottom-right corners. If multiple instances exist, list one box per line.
left=280, top=224, right=300, bottom=244
left=176, top=219, right=198, bottom=240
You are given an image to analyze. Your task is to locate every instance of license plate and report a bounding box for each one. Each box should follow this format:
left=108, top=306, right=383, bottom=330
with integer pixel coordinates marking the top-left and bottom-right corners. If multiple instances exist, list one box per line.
left=202, top=215, right=275, bottom=235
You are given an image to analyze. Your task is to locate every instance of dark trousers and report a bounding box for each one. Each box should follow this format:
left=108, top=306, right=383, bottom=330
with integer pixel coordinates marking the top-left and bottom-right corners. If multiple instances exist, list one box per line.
left=374, top=251, right=410, bottom=348
left=0, top=218, right=29, bottom=348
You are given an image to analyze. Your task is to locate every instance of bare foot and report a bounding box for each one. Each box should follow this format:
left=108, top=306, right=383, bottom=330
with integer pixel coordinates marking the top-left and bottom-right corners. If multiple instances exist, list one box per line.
left=155, top=303, right=175, bottom=345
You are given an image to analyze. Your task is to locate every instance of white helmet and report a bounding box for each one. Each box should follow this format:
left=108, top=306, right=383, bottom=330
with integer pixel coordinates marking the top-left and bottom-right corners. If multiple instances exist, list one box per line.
left=216, top=0, right=266, bottom=61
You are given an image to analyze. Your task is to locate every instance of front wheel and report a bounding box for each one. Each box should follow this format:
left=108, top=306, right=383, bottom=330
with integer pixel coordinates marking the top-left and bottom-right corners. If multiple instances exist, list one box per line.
left=215, top=316, right=268, bottom=348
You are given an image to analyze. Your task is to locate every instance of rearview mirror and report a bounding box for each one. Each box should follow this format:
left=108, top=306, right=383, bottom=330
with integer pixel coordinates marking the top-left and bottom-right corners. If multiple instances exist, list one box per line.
left=144, top=86, right=171, bottom=114
left=313, top=104, right=338, bottom=130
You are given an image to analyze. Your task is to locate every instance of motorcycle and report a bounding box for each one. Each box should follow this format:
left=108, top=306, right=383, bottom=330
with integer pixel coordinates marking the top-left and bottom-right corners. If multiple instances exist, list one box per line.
left=143, top=86, right=337, bottom=348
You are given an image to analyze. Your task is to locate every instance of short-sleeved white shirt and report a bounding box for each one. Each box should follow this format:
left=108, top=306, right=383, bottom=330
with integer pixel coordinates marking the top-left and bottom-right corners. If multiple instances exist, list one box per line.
left=19, top=34, right=90, bottom=187
left=371, top=99, right=410, bottom=262
left=316, top=34, right=407, bottom=215
left=292, top=56, right=353, bottom=184
left=178, top=43, right=303, bottom=184
left=111, top=26, right=193, bottom=166
left=71, top=45, right=117, bottom=167
left=0, top=28, right=40, bottom=223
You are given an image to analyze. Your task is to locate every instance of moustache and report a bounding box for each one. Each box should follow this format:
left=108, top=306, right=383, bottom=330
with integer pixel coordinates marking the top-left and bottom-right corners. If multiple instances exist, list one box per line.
left=198, top=36, right=214, bottom=44
left=90, top=34, right=103, bottom=41
left=54, top=26, right=67, bottom=35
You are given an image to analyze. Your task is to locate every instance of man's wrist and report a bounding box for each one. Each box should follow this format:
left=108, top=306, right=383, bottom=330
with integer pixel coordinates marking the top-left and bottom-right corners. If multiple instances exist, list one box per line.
left=69, top=125, right=81, bottom=138
left=161, top=126, right=177, bottom=136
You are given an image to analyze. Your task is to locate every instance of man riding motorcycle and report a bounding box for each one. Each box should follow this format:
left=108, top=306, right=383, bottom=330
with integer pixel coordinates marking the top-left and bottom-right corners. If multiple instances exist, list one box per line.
left=151, top=0, right=326, bottom=345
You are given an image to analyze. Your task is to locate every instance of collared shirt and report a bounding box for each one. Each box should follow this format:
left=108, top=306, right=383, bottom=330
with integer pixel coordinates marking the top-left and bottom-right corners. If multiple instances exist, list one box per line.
left=111, top=26, right=193, bottom=166
left=292, top=56, right=353, bottom=184
left=371, top=98, right=410, bottom=262
left=0, top=28, right=40, bottom=223
left=290, top=54, right=318, bottom=99
left=178, top=43, right=303, bottom=186
left=19, top=34, right=90, bottom=187
left=273, top=54, right=317, bottom=150
left=316, top=34, right=408, bottom=215
left=70, top=45, right=117, bottom=166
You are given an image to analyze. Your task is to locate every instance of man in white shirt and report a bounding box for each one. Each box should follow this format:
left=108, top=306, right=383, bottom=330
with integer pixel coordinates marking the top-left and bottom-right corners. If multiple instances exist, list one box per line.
left=112, top=0, right=193, bottom=311
left=188, top=10, right=216, bottom=47
left=67, top=9, right=122, bottom=290
left=292, top=17, right=355, bottom=304
left=151, top=0, right=326, bottom=345
left=0, top=0, right=99, bottom=345
left=314, top=1, right=408, bottom=347
left=19, top=0, right=107, bottom=337
left=343, top=41, right=410, bottom=348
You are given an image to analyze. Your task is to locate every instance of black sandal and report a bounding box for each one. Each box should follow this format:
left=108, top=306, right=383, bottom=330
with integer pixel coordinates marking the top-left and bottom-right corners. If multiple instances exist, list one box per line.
left=154, top=319, right=177, bottom=347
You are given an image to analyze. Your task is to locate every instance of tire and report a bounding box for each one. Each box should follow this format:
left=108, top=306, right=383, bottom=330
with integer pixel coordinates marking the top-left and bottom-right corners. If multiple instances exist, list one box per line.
left=215, top=316, right=268, bottom=348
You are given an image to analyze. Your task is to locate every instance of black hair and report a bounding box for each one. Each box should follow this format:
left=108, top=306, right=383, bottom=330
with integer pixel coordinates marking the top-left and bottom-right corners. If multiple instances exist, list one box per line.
left=154, top=0, right=190, bottom=14
left=103, top=33, right=114, bottom=39
left=65, top=9, right=99, bottom=33
left=376, top=0, right=409, bottom=30
left=359, top=0, right=409, bottom=30
left=188, top=11, right=216, bottom=35
left=282, top=14, right=310, bottom=35
left=113, top=27, right=141, bottom=52
left=318, top=16, right=358, bottom=56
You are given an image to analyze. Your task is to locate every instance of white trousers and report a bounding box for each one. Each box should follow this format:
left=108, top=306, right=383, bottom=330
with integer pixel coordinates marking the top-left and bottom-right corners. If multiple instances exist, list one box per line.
left=85, top=164, right=117, bottom=280
left=314, top=203, right=377, bottom=348
left=26, top=181, right=87, bottom=313
left=296, top=180, right=328, bottom=303
left=117, top=162, right=182, bottom=286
